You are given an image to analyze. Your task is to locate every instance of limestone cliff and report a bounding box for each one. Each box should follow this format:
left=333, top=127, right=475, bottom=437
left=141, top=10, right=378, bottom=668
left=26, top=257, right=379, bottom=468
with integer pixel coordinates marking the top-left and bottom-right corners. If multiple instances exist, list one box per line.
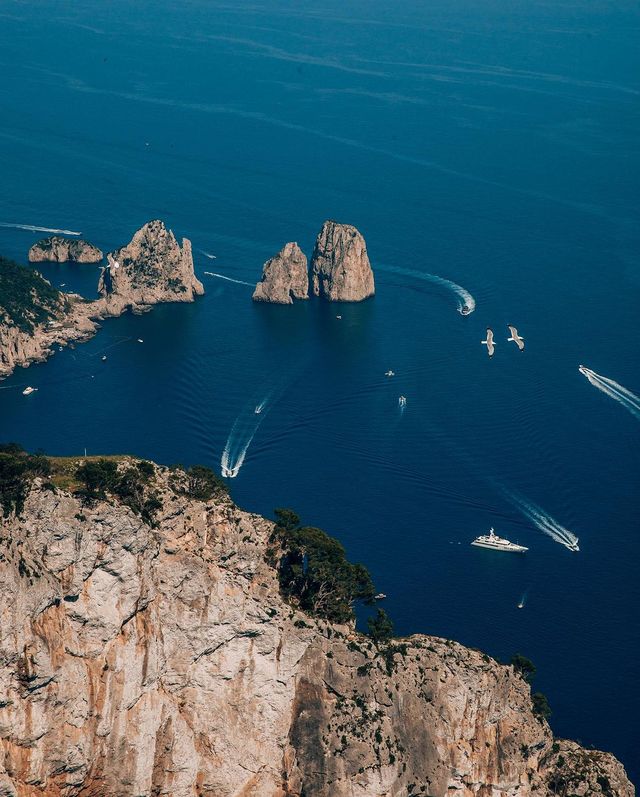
left=98, top=220, right=203, bottom=314
left=0, top=462, right=633, bottom=797
left=311, top=220, right=375, bottom=302
left=28, top=237, right=103, bottom=264
left=253, top=242, right=309, bottom=304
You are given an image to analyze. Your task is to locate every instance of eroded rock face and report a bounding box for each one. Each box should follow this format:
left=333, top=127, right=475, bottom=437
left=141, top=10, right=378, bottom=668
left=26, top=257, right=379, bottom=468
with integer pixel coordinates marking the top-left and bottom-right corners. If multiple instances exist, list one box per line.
left=253, top=242, right=309, bottom=304
left=311, top=221, right=375, bottom=302
left=0, top=468, right=633, bottom=797
left=28, top=237, right=103, bottom=264
left=98, top=220, right=204, bottom=313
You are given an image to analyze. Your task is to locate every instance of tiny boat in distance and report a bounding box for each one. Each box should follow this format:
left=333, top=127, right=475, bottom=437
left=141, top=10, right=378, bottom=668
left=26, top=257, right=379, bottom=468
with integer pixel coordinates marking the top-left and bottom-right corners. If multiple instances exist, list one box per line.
left=471, top=528, right=528, bottom=553
left=254, top=406, right=262, bottom=414
left=374, top=593, right=387, bottom=600
left=460, top=304, right=471, bottom=316
left=385, top=370, right=395, bottom=377
left=398, top=396, right=407, bottom=407
left=137, top=338, right=144, bottom=343
left=101, top=355, right=107, bottom=361
left=22, top=386, right=38, bottom=396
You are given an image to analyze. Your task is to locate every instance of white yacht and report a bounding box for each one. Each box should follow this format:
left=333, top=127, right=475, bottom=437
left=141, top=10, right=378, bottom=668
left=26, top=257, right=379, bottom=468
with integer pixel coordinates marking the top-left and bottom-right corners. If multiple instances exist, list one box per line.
left=471, top=528, right=528, bottom=553
left=385, top=370, right=395, bottom=377
left=22, top=386, right=38, bottom=396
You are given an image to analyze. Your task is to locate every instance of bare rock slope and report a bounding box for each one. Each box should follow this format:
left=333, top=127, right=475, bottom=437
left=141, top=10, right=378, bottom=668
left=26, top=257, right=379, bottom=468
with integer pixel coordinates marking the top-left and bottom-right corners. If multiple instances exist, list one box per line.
left=311, top=220, right=375, bottom=302
left=98, top=219, right=203, bottom=313
left=0, top=464, right=633, bottom=797
left=253, top=242, right=309, bottom=304
left=28, top=237, right=103, bottom=264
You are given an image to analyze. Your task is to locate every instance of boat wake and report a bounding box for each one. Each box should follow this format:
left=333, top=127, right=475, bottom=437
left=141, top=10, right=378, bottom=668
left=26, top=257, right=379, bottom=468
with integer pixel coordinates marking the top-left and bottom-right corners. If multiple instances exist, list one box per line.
left=505, top=491, right=579, bottom=551
left=579, top=365, right=640, bottom=420
left=0, top=222, right=82, bottom=235
left=199, top=250, right=217, bottom=259
left=204, top=271, right=253, bottom=287
left=221, top=391, right=275, bottom=477
left=377, top=263, right=475, bottom=313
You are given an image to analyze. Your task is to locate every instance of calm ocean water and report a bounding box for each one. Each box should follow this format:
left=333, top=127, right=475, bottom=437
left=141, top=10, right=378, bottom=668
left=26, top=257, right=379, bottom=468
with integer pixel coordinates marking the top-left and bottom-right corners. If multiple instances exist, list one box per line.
left=1, top=0, right=638, bottom=780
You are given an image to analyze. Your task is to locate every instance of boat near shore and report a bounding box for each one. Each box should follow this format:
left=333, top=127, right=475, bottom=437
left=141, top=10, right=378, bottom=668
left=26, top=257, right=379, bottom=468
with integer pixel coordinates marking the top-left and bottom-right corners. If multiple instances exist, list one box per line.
left=471, top=528, right=528, bottom=553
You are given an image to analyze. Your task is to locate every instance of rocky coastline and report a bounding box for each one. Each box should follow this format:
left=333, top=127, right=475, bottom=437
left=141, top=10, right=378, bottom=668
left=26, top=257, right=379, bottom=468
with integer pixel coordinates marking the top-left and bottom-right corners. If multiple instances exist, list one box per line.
left=0, top=221, right=203, bottom=380
left=0, top=456, right=633, bottom=797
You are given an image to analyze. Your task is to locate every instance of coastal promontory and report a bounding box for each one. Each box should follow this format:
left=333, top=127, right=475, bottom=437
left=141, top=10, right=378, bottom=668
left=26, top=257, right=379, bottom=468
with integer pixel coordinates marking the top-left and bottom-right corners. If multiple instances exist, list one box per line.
left=28, top=236, right=103, bottom=264
left=253, top=241, right=309, bottom=304
left=98, top=219, right=204, bottom=313
left=311, top=220, right=375, bottom=302
left=0, top=448, right=633, bottom=797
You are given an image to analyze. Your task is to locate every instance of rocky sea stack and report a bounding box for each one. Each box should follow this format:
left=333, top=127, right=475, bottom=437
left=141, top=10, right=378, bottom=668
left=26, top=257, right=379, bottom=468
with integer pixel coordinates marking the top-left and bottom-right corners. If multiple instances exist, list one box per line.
left=98, top=219, right=204, bottom=313
left=311, top=220, right=375, bottom=302
left=28, top=236, right=103, bottom=264
left=0, top=452, right=633, bottom=797
left=253, top=242, right=309, bottom=304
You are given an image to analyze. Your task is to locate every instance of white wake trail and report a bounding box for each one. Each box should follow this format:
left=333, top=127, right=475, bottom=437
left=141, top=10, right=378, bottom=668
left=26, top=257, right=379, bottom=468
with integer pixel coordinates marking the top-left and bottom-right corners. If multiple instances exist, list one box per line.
left=204, top=271, right=253, bottom=287
left=199, top=250, right=217, bottom=259
left=0, top=222, right=82, bottom=235
left=505, top=491, right=579, bottom=551
left=377, top=263, right=475, bottom=313
left=580, top=366, right=640, bottom=419
left=221, top=393, right=272, bottom=478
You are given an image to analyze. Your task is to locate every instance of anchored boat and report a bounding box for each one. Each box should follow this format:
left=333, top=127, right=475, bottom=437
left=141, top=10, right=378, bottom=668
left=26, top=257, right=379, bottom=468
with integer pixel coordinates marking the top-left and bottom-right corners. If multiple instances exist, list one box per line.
left=471, top=527, right=528, bottom=553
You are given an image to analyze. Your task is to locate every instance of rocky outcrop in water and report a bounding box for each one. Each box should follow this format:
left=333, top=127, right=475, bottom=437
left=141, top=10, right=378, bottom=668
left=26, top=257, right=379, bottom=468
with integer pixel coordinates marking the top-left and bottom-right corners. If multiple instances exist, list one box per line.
left=28, top=237, right=103, bottom=264
left=98, top=220, right=204, bottom=314
left=1, top=221, right=204, bottom=379
left=0, top=462, right=633, bottom=797
left=253, top=242, right=309, bottom=304
left=311, top=220, right=375, bottom=302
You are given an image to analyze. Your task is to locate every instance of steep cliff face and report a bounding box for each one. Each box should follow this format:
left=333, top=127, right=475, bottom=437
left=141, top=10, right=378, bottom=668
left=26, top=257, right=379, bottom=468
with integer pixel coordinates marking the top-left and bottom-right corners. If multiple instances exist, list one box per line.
left=311, top=221, right=375, bottom=302
left=253, top=242, right=309, bottom=304
left=0, top=466, right=633, bottom=797
left=98, top=220, right=204, bottom=313
left=28, top=238, right=103, bottom=264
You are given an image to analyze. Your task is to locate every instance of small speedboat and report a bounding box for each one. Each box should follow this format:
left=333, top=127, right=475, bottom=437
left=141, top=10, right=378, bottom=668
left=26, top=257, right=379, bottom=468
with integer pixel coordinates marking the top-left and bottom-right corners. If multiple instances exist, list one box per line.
left=137, top=338, right=144, bottom=343
left=374, top=593, right=387, bottom=600
left=255, top=406, right=262, bottom=414
left=101, top=355, right=107, bottom=361
left=460, top=304, right=471, bottom=316
left=385, top=370, right=395, bottom=377
left=517, top=602, right=524, bottom=609
left=336, top=315, right=342, bottom=319
left=398, top=396, right=407, bottom=407
left=22, top=386, right=38, bottom=395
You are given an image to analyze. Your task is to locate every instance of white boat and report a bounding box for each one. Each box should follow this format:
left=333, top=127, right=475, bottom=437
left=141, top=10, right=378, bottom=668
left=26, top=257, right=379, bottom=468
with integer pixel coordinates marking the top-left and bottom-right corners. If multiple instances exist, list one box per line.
left=254, top=406, right=262, bottom=414
left=459, top=304, right=471, bottom=316
left=385, top=370, right=395, bottom=377
left=336, top=315, right=342, bottom=319
left=101, top=355, right=107, bottom=361
left=22, top=386, right=38, bottom=395
left=471, top=527, right=528, bottom=553
left=374, top=592, right=387, bottom=600
left=398, top=396, right=407, bottom=407
left=137, top=338, right=144, bottom=343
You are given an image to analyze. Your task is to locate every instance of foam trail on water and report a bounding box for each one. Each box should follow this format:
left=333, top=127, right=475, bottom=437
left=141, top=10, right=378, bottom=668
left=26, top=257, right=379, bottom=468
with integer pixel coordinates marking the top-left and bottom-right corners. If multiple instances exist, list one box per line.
left=221, top=392, right=272, bottom=477
left=505, top=491, right=579, bottom=551
left=199, top=250, right=217, bottom=259
left=579, top=366, right=640, bottom=419
left=0, top=222, right=82, bottom=235
left=204, top=271, right=253, bottom=287
left=377, top=263, right=475, bottom=312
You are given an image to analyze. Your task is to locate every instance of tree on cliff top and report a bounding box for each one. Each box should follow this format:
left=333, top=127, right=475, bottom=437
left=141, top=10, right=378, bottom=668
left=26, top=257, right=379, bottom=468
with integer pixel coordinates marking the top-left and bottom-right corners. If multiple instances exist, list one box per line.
left=270, top=508, right=376, bottom=624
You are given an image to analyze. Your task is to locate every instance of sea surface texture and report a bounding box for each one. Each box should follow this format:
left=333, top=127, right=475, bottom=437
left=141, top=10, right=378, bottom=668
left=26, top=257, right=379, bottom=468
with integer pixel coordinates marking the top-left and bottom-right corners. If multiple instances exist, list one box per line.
left=1, top=0, right=638, bottom=780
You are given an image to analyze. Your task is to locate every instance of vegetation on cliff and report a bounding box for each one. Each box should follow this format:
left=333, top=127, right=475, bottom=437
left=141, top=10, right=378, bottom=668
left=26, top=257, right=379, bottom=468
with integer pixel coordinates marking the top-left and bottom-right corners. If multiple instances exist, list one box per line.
left=269, top=508, right=376, bottom=624
left=0, top=443, right=51, bottom=516
left=0, top=255, right=64, bottom=332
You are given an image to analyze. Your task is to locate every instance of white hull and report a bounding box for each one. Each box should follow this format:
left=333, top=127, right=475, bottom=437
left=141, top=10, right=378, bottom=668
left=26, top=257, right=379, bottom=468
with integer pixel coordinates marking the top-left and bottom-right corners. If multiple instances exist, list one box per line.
left=471, top=539, right=528, bottom=553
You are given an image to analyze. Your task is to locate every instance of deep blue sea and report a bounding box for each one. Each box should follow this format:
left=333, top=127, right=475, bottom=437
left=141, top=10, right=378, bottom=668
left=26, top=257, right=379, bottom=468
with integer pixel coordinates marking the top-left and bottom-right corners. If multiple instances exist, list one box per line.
left=1, top=0, right=638, bottom=781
